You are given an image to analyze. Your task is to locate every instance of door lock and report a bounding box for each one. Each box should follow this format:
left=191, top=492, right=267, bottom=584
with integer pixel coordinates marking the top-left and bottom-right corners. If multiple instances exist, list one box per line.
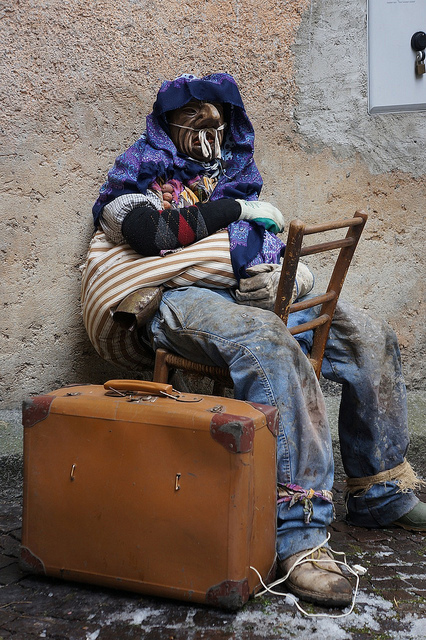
left=411, top=31, right=426, bottom=76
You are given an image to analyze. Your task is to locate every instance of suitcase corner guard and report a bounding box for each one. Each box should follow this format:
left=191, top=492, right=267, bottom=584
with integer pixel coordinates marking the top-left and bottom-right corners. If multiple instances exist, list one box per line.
left=20, top=546, right=46, bottom=575
left=210, top=414, right=255, bottom=453
left=206, top=578, right=250, bottom=610
left=246, top=402, right=279, bottom=436
left=22, top=396, right=54, bottom=429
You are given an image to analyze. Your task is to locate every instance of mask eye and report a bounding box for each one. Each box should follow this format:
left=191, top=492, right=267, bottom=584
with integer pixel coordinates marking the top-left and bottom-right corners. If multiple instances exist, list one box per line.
left=181, top=107, right=198, bottom=117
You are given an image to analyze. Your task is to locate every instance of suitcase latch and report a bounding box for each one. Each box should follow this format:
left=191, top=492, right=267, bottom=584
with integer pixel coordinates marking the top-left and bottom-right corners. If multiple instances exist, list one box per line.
left=175, top=473, right=181, bottom=491
left=208, top=405, right=225, bottom=413
left=127, top=395, right=157, bottom=403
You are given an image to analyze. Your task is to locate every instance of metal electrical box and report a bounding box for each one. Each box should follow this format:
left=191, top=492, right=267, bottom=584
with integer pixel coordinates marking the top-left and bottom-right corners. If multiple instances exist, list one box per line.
left=368, top=0, right=426, bottom=113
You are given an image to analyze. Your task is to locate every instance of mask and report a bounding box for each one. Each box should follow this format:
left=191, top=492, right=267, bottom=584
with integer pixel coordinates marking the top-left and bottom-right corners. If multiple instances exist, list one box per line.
left=167, top=99, right=226, bottom=161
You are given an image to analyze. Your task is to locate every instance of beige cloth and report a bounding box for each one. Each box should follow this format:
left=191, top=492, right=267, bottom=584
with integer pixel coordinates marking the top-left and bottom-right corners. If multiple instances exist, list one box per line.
left=345, top=458, right=426, bottom=495
left=81, top=230, right=236, bottom=368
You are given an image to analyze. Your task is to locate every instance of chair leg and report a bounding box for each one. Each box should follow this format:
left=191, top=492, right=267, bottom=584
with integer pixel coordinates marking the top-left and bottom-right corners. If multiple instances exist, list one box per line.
left=153, top=348, right=170, bottom=383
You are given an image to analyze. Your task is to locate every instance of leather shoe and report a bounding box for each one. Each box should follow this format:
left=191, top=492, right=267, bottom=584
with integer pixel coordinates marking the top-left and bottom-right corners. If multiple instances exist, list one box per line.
left=393, top=501, right=426, bottom=532
left=279, top=548, right=353, bottom=607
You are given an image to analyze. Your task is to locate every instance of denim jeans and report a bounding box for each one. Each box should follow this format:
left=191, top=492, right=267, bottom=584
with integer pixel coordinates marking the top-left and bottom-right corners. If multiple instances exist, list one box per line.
left=147, top=287, right=418, bottom=560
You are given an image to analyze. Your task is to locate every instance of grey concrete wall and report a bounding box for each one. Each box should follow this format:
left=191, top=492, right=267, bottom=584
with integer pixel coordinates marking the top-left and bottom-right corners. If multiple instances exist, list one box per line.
left=256, top=0, right=425, bottom=387
left=1, top=0, right=425, bottom=408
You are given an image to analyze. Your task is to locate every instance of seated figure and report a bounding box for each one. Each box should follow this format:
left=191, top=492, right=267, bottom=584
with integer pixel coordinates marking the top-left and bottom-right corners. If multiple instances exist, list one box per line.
left=83, top=73, right=426, bottom=608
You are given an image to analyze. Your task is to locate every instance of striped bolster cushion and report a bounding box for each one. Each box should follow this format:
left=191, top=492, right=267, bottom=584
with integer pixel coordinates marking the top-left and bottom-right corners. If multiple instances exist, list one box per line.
left=80, top=230, right=236, bottom=369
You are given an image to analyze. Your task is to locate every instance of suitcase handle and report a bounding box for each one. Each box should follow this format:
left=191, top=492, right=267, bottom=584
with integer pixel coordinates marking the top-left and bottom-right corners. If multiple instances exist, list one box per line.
left=104, top=380, right=174, bottom=396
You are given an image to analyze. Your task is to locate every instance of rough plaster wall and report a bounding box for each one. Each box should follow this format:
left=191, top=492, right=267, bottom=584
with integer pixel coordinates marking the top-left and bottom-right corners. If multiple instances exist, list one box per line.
left=1, top=0, right=310, bottom=407
left=1, top=0, right=424, bottom=407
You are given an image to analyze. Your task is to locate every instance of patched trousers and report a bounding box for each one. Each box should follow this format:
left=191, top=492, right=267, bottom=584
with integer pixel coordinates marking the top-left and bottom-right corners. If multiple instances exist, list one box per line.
left=147, top=287, right=419, bottom=560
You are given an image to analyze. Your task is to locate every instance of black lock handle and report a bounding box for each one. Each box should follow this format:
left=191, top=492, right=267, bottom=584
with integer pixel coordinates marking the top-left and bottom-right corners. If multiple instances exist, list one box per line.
left=411, top=31, right=426, bottom=52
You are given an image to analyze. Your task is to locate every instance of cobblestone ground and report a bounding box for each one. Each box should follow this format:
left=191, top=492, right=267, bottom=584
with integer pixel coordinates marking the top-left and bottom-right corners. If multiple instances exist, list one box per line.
left=0, top=456, right=425, bottom=640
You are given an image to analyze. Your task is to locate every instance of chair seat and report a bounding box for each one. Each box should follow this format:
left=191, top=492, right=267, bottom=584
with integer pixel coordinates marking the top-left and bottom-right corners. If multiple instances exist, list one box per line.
left=154, top=348, right=234, bottom=391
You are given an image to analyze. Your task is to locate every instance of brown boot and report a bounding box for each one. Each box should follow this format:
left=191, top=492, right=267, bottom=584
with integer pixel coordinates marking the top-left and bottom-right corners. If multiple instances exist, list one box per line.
left=279, top=548, right=353, bottom=607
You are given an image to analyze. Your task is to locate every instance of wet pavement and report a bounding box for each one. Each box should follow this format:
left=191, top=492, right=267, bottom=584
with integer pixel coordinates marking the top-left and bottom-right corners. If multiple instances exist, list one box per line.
left=0, top=394, right=425, bottom=639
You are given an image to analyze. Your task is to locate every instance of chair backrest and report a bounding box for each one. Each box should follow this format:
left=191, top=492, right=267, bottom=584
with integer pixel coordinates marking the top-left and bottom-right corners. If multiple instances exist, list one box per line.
left=274, top=210, right=368, bottom=378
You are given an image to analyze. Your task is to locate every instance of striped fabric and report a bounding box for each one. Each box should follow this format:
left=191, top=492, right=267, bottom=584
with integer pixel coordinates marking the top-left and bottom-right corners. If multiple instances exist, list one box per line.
left=81, top=230, right=236, bottom=369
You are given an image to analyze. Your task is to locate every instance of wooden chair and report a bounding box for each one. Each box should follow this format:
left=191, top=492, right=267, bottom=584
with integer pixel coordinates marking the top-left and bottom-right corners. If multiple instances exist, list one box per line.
left=153, top=211, right=368, bottom=394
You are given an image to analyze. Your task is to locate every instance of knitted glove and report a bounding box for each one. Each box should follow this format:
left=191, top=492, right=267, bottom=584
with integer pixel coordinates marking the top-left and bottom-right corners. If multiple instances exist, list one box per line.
left=235, top=262, right=314, bottom=310
left=236, top=200, right=285, bottom=234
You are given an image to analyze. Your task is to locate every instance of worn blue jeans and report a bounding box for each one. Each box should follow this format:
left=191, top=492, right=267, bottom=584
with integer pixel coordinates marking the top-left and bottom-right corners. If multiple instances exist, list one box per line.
left=147, top=287, right=418, bottom=561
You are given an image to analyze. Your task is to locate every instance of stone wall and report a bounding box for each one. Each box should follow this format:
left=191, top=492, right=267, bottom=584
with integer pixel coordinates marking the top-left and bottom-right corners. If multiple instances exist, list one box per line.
left=1, top=0, right=424, bottom=407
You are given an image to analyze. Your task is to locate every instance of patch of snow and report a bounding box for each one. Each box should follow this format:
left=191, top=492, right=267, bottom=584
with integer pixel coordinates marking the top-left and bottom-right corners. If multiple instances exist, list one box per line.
left=355, top=591, right=394, bottom=611
left=397, top=572, right=426, bottom=581
left=233, top=602, right=351, bottom=639
left=406, top=615, right=426, bottom=639
left=104, top=605, right=161, bottom=626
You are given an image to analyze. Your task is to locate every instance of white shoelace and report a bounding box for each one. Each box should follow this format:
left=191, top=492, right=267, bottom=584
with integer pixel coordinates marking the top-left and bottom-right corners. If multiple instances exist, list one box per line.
left=250, top=533, right=367, bottom=618
left=169, top=123, right=226, bottom=160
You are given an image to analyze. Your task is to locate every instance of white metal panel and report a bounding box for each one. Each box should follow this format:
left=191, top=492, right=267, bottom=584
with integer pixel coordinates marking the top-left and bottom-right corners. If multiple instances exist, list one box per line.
left=368, top=0, right=426, bottom=113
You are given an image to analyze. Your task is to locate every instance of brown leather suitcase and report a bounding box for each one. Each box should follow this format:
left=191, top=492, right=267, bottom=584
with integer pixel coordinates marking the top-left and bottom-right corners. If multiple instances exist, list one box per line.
left=21, top=380, right=278, bottom=609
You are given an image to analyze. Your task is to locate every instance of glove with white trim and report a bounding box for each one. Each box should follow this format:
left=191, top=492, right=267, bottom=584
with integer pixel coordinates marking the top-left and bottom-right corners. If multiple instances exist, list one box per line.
left=236, top=200, right=285, bottom=235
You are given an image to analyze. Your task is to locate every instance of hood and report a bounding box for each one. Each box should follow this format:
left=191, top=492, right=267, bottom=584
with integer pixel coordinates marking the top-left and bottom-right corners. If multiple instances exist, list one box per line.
left=93, top=73, right=263, bottom=226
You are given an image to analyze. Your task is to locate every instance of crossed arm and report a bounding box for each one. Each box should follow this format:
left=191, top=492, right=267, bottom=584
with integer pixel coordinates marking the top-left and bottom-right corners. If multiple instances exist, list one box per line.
left=99, top=185, right=285, bottom=256
left=121, top=199, right=241, bottom=256
left=98, top=187, right=312, bottom=308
